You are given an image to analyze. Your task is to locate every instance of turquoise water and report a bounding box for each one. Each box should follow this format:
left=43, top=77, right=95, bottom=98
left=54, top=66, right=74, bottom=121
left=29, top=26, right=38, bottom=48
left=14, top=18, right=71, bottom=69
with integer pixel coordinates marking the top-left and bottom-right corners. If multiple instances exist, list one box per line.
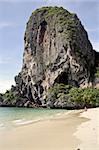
left=0, top=107, right=67, bottom=130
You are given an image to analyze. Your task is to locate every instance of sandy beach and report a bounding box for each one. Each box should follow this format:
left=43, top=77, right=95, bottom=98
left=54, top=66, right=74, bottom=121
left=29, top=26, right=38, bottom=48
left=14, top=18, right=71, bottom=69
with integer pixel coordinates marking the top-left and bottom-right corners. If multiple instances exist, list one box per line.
left=0, top=108, right=99, bottom=150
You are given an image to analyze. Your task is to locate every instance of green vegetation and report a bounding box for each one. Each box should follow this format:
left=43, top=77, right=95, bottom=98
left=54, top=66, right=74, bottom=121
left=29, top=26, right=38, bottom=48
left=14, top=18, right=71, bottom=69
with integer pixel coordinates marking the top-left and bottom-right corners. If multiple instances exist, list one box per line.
left=95, top=68, right=99, bottom=78
left=48, top=84, right=72, bottom=96
left=2, top=89, right=21, bottom=104
left=0, top=84, right=99, bottom=108
left=32, top=6, right=73, bottom=24
left=47, top=84, right=99, bottom=108
left=32, top=7, right=79, bottom=42
left=3, top=90, right=15, bottom=103
left=69, top=87, right=99, bottom=107
left=32, top=6, right=70, bottom=17
left=0, top=89, right=24, bottom=107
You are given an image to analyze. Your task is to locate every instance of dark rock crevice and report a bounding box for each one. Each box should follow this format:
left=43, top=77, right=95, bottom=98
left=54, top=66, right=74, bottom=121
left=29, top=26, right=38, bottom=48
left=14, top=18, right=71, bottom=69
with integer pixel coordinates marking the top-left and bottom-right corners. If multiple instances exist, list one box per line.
left=38, top=20, right=47, bottom=45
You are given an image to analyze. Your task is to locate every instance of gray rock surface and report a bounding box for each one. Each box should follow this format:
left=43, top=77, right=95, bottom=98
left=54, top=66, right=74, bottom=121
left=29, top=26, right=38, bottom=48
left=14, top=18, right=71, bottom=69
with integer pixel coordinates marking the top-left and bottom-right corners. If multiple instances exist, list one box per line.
left=15, top=7, right=95, bottom=105
left=1, top=7, right=98, bottom=108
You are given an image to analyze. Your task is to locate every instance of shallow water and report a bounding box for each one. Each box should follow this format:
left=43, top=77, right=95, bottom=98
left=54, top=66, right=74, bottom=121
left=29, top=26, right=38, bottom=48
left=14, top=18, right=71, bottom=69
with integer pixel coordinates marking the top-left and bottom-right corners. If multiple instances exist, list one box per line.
left=0, top=107, right=67, bottom=130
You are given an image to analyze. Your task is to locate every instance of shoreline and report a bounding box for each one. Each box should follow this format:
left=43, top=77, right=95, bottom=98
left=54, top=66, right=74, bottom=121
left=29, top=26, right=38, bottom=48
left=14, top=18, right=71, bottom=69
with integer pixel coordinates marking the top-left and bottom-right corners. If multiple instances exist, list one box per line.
left=0, top=108, right=98, bottom=150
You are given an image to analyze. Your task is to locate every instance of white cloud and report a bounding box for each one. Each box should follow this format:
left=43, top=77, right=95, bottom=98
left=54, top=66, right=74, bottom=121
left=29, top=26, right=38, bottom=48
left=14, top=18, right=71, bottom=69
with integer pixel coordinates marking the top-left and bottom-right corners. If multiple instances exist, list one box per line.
left=87, top=28, right=99, bottom=32
left=0, top=57, right=13, bottom=64
left=0, top=22, right=13, bottom=29
left=46, top=0, right=98, bottom=4
left=0, top=0, right=45, bottom=2
left=0, top=0, right=98, bottom=4
left=0, top=22, right=23, bottom=29
left=0, top=79, right=15, bottom=93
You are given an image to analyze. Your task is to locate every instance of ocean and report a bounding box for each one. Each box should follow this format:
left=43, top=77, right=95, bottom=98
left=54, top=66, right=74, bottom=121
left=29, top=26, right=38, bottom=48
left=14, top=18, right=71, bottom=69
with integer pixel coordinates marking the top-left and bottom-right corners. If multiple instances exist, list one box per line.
left=0, top=107, right=67, bottom=130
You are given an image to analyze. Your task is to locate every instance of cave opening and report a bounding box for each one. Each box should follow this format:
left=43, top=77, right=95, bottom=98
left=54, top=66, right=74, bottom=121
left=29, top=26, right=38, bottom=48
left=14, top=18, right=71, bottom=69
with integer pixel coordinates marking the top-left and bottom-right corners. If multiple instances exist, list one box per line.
left=54, top=72, right=68, bottom=85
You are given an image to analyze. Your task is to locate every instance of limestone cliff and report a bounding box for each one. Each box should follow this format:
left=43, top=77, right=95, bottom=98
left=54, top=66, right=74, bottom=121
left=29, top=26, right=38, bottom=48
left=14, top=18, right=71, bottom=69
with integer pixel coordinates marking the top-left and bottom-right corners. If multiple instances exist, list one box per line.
left=13, top=6, right=96, bottom=107
left=94, top=51, right=99, bottom=88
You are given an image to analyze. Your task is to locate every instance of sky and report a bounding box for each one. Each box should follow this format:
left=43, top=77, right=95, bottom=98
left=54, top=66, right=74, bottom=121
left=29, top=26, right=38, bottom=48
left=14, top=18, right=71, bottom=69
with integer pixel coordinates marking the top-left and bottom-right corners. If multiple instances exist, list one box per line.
left=0, top=0, right=99, bottom=93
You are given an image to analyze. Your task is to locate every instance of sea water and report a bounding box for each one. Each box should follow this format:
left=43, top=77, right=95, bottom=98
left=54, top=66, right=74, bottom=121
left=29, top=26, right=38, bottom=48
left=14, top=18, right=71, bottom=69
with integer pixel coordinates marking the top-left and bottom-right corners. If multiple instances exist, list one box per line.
left=0, top=107, right=67, bottom=130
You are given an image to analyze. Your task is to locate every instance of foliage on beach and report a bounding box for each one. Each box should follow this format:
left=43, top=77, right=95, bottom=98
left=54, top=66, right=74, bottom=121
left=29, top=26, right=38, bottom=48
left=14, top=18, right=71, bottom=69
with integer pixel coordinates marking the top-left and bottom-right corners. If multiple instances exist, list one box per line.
left=0, top=89, right=38, bottom=108
left=0, top=84, right=99, bottom=109
left=3, top=90, right=15, bottom=102
left=0, top=90, right=19, bottom=106
left=69, top=87, right=99, bottom=107
left=46, top=84, right=99, bottom=108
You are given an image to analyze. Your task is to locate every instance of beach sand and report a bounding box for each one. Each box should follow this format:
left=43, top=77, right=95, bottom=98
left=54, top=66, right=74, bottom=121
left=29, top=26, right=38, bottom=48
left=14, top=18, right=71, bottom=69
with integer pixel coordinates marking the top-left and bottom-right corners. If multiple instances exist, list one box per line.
left=0, top=108, right=99, bottom=150
left=75, top=108, right=99, bottom=150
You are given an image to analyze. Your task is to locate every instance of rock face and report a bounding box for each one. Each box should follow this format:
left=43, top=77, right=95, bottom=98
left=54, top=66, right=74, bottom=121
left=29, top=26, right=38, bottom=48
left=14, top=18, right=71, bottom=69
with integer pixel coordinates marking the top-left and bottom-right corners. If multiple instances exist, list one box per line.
left=14, top=7, right=96, bottom=107
left=94, top=51, right=99, bottom=88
